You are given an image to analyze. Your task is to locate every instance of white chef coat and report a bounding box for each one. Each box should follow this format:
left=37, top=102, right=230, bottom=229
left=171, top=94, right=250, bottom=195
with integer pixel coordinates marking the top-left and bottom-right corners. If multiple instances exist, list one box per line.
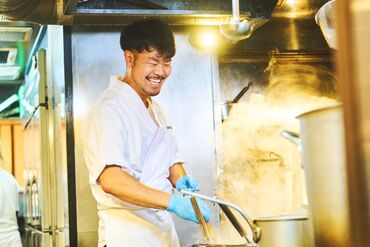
left=84, top=76, right=184, bottom=247
left=0, top=168, right=22, bottom=247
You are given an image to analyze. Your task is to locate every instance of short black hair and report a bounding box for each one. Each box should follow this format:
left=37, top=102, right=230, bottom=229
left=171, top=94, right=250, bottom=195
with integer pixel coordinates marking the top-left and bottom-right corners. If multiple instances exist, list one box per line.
left=120, top=18, right=176, bottom=58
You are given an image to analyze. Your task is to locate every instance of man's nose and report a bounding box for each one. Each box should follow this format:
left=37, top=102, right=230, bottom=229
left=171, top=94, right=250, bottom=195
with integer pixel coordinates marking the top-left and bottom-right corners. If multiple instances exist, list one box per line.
left=153, top=64, right=167, bottom=76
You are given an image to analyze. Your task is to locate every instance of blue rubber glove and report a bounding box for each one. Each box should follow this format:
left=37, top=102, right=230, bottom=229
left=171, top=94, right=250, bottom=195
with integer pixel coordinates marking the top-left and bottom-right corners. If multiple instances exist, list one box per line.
left=175, top=175, right=199, bottom=192
left=167, top=194, right=211, bottom=224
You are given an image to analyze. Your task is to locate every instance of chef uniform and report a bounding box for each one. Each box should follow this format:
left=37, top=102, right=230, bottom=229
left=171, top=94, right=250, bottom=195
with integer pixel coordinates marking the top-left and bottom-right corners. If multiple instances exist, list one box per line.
left=84, top=76, right=184, bottom=247
left=0, top=168, right=22, bottom=247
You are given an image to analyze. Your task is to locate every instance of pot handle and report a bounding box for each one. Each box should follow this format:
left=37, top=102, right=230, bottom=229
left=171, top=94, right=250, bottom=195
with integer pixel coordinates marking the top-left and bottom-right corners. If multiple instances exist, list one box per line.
left=280, top=130, right=301, bottom=146
left=180, top=190, right=261, bottom=244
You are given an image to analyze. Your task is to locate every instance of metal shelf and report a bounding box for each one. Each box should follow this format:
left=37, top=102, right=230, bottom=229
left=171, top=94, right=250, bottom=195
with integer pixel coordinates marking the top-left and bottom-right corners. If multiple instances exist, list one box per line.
left=0, top=79, right=23, bottom=85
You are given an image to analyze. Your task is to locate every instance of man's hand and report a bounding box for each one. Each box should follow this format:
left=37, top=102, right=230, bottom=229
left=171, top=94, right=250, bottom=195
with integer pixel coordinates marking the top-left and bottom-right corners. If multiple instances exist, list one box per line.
left=176, top=175, right=199, bottom=192
left=167, top=194, right=211, bottom=223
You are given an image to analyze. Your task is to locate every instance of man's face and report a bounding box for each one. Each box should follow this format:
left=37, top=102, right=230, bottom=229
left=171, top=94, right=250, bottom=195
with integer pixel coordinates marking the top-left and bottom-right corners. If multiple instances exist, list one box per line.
left=125, top=48, right=172, bottom=100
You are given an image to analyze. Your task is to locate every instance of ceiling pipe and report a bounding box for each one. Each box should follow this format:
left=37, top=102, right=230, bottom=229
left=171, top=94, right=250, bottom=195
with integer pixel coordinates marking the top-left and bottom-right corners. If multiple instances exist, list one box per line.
left=232, top=0, right=241, bottom=24
left=0, top=0, right=56, bottom=24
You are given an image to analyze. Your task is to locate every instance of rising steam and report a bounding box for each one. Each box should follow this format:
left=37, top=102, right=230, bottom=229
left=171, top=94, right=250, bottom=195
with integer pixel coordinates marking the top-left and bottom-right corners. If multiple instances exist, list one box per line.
left=213, top=59, right=338, bottom=243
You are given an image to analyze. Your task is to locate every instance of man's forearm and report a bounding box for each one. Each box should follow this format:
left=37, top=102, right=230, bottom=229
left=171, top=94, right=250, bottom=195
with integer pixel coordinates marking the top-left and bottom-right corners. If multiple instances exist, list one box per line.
left=99, top=165, right=171, bottom=209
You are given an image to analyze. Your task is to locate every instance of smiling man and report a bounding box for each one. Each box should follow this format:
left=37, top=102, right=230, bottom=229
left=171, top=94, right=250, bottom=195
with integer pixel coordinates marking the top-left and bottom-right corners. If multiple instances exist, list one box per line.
left=84, top=19, right=211, bottom=247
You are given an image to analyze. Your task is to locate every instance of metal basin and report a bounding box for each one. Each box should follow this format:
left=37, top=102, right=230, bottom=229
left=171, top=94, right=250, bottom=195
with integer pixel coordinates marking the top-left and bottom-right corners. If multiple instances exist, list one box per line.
left=255, top=214, right=312, bottom=247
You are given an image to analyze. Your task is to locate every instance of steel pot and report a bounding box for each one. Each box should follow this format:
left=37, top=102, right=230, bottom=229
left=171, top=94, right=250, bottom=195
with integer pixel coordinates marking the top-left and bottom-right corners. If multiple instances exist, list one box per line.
left=297, top=105, right=351, bottom=247
left=183, top=190, right=314, bottom=247
left=255, top=214, right=312, bottom=247
left=188, top=214, right=311, bottom=247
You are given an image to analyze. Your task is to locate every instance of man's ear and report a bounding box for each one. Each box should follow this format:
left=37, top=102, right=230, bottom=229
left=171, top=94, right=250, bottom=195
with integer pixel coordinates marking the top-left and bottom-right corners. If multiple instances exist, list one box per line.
left=124, top=50, right=134, bottom=69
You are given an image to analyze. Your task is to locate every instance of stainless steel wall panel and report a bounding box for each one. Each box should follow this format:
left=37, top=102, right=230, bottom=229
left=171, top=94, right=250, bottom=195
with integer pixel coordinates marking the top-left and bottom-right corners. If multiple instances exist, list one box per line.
left=71, top=26, right=220, bottom=246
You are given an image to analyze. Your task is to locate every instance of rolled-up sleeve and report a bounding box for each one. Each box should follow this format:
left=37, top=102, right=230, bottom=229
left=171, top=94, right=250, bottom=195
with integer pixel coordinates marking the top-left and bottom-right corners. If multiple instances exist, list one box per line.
left=169, top=130, right=185, bottom=167
left=84, top=104, right=129, bottom=184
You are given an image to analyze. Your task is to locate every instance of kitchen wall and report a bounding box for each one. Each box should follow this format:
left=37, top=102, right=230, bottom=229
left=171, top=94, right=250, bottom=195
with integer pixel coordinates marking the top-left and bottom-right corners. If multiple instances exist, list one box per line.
left=70, top=26, right=220, bottom=246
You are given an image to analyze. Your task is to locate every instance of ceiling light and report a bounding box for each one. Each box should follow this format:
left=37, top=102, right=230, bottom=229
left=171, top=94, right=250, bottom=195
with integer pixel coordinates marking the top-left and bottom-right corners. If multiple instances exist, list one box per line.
left=189, top=28, right=222, bottom=51
left=286, top=0, right=297, bottom=7
left=200, top=32, right=217, bottom=47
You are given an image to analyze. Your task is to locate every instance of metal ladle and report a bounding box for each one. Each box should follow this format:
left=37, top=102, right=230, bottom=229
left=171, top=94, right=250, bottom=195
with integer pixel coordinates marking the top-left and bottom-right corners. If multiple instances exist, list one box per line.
left=219, top=0, right=269, bottom=43
left=221, top=82, right=253, bottom=121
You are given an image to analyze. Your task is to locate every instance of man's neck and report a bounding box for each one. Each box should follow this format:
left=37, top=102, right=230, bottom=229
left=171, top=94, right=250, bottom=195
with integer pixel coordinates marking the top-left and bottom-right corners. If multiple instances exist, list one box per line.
left=119, top=75, right=150, bottom=107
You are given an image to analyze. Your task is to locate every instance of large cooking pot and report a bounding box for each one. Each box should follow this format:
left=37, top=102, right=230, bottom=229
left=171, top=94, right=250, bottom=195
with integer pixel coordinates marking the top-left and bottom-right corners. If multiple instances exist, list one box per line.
left=255, top=214, right=312, bottom=247
left=188, top=213, right=311, bottom=247
left=297, top=105, right=351, bottom=247
left=182, top=191, right=312, bottom=247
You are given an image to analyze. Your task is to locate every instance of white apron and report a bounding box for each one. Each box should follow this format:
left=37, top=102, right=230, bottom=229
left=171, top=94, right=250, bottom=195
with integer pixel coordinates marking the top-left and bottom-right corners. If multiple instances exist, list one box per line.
left=0, top=232, right=22, bottom=247
left=86, top=78, right=183, bottom=247
left=0, top=169, right=22, bottom=247
left=102, top=125, right=180, bottom=247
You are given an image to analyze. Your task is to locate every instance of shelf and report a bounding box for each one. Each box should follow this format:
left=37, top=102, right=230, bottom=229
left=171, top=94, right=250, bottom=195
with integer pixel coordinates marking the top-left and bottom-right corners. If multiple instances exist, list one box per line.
left=0, top=79, right=23, bottom=85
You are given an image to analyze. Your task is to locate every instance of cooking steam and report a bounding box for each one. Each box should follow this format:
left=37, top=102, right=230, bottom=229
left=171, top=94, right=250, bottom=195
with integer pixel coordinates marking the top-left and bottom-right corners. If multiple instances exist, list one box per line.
left=213, top=60, right=338, bottom=243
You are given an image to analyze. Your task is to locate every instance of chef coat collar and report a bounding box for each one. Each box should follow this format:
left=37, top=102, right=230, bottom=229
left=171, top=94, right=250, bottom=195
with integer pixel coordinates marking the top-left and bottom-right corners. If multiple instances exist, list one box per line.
left=109, top=76, right=159, bottom=131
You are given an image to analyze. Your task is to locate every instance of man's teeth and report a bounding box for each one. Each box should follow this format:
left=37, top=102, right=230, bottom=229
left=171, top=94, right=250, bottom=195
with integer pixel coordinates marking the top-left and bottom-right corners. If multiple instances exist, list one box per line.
left=148, top=78, right=161, bottom=83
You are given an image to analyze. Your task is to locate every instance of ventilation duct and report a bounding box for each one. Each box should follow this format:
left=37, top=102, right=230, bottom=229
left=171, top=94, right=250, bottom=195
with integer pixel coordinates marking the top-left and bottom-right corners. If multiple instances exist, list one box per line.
left=0, top=0, right=56, bottom=24
left=0, top=48, right=17, bottom=65
left=0, top=26, right=33, bottom=41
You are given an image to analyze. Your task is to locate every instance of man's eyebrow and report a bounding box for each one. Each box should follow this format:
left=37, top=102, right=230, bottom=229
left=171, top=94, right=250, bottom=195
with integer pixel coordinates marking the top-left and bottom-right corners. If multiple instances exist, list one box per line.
left=148, top=57, right=160, bottom=62
left=148, top=57, right=172, bottom=62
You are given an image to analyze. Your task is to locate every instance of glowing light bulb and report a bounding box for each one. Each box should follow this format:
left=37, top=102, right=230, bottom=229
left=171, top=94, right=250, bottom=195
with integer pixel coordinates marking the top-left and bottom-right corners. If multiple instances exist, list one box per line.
left=200, top=32, right=216, bottom=47
left=287, top=0, right=297, bottom=7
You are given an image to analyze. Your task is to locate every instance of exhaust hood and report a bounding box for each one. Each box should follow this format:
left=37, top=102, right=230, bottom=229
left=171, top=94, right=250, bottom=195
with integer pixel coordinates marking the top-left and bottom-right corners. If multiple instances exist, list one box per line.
left=0, top=0, right=279, bottom=25
left=0, top=0, right=331, bottom=54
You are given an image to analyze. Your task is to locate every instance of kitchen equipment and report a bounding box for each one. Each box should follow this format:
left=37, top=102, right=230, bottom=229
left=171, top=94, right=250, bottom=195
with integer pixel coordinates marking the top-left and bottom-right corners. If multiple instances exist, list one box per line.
left=181, top=190, right=260, bottom=246
left=221, top=82, right=253, bottom=121
left=23, top=46, right=66, bottom=247
left=183, top=190, right=312, bottom=247
left=219, top=0, right=269, bottom=43
left=297, top=104, right=351, bottom=247
left=280, top=130, right=304, bottom=169
left=315, top=0, right=336, bottom=49
left=280, top=130, right=300, bottom=146
left=191, top=196, right=215, bottom=244
left=255, top=214, right=311, bottom=247
left=219, top=204, right=248, bottom=241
